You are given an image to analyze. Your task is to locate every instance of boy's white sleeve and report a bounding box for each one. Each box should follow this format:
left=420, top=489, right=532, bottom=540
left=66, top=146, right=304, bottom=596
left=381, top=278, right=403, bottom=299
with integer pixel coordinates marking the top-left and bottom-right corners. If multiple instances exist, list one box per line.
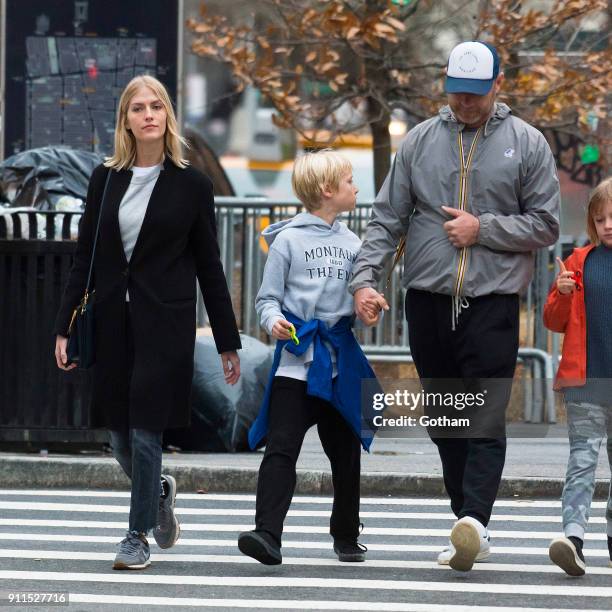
left=255, top=243, right=290, bottom=335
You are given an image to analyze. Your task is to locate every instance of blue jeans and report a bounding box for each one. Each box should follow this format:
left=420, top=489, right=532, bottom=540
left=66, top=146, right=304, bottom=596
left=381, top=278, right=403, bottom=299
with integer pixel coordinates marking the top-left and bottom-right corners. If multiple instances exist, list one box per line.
left=109, top=428, right=163, bottom=534
left=562, top=401, right=612, bottom=540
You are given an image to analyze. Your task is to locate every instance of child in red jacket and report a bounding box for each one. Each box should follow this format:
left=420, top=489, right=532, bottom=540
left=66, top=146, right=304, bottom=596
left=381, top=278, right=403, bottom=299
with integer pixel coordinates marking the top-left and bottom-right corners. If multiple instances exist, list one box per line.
left=543, top=177, right=612, bottom=576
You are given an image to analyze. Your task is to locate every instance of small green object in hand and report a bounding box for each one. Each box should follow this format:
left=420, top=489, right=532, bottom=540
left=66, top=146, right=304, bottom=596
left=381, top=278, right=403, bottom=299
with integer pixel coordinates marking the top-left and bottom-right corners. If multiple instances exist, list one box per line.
left=288, top=323, right=300, bottom=345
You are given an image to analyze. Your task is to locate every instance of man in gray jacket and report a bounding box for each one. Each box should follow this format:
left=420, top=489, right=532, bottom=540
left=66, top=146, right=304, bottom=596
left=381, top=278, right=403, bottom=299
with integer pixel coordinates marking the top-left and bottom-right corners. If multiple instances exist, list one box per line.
left=350, top=41, right=560, bottom=572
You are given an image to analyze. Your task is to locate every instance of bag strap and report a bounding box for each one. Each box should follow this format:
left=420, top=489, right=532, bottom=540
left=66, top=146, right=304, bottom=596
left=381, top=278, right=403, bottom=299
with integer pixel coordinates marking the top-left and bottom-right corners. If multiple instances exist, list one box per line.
left=385, top=236, right=406, bottom=289
left=84, top=167, right=113, bottom=294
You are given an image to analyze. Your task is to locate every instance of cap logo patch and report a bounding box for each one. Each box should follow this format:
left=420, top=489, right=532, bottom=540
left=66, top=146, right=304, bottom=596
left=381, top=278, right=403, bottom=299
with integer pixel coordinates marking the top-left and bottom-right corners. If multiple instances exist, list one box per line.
left=445, top=41, right=499, bottom=94
left=458, top=52, right=479, bottom=74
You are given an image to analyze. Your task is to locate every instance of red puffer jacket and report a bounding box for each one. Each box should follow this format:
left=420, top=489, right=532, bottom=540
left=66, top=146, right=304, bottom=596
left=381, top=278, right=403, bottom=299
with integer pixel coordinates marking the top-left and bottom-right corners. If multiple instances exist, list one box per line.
left=543, top=245, right=596, bottom=390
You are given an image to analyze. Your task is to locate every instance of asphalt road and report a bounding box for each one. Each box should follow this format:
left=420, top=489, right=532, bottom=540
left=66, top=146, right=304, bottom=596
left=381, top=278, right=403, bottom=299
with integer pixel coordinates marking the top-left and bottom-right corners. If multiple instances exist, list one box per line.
left=0, top=489, right=610, bottom=611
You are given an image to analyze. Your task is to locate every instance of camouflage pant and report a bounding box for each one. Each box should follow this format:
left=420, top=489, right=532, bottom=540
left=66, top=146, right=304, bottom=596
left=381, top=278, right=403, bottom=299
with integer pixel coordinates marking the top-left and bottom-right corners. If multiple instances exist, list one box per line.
left=562, top=401, right=612, bottom=540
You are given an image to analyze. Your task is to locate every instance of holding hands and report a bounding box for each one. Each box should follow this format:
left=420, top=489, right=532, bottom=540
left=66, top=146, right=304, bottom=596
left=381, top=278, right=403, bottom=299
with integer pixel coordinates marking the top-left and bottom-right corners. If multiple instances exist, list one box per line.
left=555, top=257, right=578, bottom=295
left=354, top=287, right=389, bottom=327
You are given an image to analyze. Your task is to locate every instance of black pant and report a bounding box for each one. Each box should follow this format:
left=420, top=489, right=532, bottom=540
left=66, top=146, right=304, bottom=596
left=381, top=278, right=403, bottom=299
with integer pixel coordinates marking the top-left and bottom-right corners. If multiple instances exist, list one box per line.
left=405, top=289, right=519, bottom=526
left=255, top=376, right=361, bottom=544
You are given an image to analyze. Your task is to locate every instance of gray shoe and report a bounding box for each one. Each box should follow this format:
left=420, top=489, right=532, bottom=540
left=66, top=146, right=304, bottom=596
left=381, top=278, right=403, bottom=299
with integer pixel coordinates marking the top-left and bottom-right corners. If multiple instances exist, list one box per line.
left=113, top=532, right=151, bottom=570
left=153, top=474, right=180, bottom=549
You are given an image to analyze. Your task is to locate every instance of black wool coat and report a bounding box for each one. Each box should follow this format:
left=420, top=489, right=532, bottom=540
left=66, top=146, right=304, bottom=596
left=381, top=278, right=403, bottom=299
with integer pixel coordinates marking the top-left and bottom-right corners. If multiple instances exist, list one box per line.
left=54, top=159, right=241, bottom=431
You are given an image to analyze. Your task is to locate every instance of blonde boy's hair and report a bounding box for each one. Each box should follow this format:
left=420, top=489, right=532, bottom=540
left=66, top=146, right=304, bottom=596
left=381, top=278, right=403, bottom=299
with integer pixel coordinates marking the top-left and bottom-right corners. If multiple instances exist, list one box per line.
left=291, top=149, right=352, bottom=211
left=105, top=75, right=189, bottom=170
left=586, top=176, right=612, bottom=244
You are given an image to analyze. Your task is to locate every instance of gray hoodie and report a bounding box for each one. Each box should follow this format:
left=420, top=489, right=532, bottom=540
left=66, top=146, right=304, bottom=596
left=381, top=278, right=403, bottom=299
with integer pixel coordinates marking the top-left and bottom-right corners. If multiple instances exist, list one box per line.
left=256, top=212, right=362, bottom=376
left=349, top=103, right=560, bottom=323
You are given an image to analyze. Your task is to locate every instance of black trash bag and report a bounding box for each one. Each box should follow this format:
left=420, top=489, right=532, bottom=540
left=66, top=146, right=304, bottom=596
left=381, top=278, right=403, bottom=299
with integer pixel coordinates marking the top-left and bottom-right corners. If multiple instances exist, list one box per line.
left=0, top=147, right=103, bottom=209
left=164, top=333, right=273, bottom=452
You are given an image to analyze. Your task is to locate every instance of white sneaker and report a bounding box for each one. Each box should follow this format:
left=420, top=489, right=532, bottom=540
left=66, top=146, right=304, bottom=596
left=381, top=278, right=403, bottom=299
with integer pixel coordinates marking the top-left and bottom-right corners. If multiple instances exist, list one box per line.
left=448, top=516, right=488, bottom=571
left=438, top=534, right=491, bottom=565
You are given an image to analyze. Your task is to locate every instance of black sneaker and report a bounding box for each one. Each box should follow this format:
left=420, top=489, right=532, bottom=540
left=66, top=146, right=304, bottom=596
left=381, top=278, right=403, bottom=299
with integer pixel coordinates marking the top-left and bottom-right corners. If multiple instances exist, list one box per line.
left=238, top=530, right=282, bottom=565
left=333, top=539, right=367, bottom=562
left=548, top=536, right=586, bottom=576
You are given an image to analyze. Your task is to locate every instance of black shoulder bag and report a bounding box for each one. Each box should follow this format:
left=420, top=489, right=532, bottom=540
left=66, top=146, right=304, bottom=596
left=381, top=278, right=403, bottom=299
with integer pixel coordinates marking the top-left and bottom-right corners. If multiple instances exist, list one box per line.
left=66, top=168, right=113, bottom=369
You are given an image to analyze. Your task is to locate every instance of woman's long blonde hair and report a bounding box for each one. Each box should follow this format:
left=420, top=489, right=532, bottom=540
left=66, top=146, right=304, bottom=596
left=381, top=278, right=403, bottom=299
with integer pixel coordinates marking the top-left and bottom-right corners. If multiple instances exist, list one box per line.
left=105, top=75, right=189, bottom=170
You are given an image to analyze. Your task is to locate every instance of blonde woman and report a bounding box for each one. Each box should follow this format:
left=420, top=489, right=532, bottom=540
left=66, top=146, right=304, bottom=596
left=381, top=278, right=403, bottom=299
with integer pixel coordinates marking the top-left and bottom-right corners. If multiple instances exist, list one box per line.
left=54, top=75, right=241, bottom=569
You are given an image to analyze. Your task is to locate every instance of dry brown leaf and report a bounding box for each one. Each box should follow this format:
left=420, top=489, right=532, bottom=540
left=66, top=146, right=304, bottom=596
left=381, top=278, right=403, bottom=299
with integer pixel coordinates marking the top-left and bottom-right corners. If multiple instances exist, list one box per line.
left=320, top=62, right=337, bottom=72
left=385, top=16, right=406, bottom=31
left=373, top=23, right=396, bottom=35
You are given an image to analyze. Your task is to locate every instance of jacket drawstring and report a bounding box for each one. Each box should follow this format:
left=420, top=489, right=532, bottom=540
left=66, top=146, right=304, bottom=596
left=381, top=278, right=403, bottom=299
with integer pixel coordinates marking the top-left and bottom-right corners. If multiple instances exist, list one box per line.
left=451, top=295, right=470, bottom=331
left=453, top=126, right=481, bottom=331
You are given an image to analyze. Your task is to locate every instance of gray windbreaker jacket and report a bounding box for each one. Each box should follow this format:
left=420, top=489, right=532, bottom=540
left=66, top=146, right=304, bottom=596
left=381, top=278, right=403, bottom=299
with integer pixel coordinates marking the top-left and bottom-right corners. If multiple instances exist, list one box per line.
left=349, top=103, right=560, bottom=319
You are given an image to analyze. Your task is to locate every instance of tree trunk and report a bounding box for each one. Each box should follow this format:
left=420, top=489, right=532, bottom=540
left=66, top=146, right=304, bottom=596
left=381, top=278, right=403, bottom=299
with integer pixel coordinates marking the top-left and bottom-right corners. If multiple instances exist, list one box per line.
left=368, top=98, right=391, bottom=194
left=364, top=0, right=392, bottom=195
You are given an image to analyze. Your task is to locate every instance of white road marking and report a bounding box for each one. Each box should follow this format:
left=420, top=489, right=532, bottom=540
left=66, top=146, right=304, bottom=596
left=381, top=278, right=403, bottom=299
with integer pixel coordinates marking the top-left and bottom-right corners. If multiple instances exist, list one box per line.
left=1, top=549, right=611, bottom=575
left=1, top=570, right=611, bottom=597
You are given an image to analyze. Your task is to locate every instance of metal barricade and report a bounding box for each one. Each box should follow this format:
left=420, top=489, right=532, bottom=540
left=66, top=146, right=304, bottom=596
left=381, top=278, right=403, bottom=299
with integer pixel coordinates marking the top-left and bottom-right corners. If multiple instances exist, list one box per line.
left=0, top=200, right=560, bottom=424
left=0, top=211, right=99, bottom=444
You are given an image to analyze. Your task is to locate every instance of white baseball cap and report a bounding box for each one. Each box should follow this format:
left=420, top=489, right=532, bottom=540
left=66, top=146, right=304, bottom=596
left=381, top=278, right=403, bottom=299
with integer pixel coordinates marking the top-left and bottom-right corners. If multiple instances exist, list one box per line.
left=445, top=41, right=500, bottom=95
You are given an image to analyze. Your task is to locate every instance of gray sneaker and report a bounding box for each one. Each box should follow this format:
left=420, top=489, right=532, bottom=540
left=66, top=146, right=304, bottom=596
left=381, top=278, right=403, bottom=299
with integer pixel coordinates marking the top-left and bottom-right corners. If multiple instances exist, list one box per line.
left=153, top=474, right=180, bottom=549
left=113, top=532, right=151, bottom=570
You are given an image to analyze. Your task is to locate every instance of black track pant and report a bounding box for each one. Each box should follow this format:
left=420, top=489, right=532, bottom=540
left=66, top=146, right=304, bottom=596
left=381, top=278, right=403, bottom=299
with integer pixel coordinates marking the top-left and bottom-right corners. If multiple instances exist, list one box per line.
left=405, top=289, right=519, bottom=526
left=255, top=376, right=361, bottom=544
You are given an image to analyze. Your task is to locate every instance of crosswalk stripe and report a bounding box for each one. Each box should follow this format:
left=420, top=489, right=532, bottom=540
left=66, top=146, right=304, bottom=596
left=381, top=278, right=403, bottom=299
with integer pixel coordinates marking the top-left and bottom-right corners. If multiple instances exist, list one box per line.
left=1, top=492, right=611, bottom=612
left=1, top=501, right=601, bottom=523
left=2, top=491, right=607, bottom=509
left=65, top=593, right=611, bottom=612
left=0, top=533, right=608, bottom=558
left=2, top=569, right=612, bottom=597
left=0, top=518, right=608, bottom=540
left=1, top=549, right=611, bottom=575
left=0, top=533, right=608, bottom=557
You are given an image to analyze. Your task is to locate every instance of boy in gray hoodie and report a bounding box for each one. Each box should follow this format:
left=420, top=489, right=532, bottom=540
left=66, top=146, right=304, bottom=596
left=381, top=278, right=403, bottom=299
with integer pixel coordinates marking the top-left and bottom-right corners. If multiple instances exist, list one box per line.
left=238, top=150, right=378, bottom=565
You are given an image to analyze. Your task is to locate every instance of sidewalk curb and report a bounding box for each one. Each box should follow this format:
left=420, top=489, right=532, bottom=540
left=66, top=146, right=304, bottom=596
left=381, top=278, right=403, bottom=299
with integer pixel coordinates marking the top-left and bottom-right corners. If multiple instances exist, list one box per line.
left=2, top=456, right=609, bottom=498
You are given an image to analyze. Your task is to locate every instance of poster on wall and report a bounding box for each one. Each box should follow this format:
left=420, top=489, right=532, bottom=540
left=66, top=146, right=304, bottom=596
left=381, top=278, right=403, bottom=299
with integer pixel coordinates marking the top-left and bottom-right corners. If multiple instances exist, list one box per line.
left=2, top=0, right=179, bottom=158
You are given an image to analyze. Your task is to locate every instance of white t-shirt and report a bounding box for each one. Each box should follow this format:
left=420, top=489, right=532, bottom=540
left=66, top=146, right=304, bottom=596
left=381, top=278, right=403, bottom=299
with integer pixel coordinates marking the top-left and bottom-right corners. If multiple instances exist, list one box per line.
left=118, top=163, right=162, bottom=300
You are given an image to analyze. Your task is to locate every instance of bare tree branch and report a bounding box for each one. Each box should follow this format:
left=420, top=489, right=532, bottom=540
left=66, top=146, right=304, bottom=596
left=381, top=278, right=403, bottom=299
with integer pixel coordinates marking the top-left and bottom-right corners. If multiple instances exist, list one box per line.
left=187, top=0, right=610, bottom=189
